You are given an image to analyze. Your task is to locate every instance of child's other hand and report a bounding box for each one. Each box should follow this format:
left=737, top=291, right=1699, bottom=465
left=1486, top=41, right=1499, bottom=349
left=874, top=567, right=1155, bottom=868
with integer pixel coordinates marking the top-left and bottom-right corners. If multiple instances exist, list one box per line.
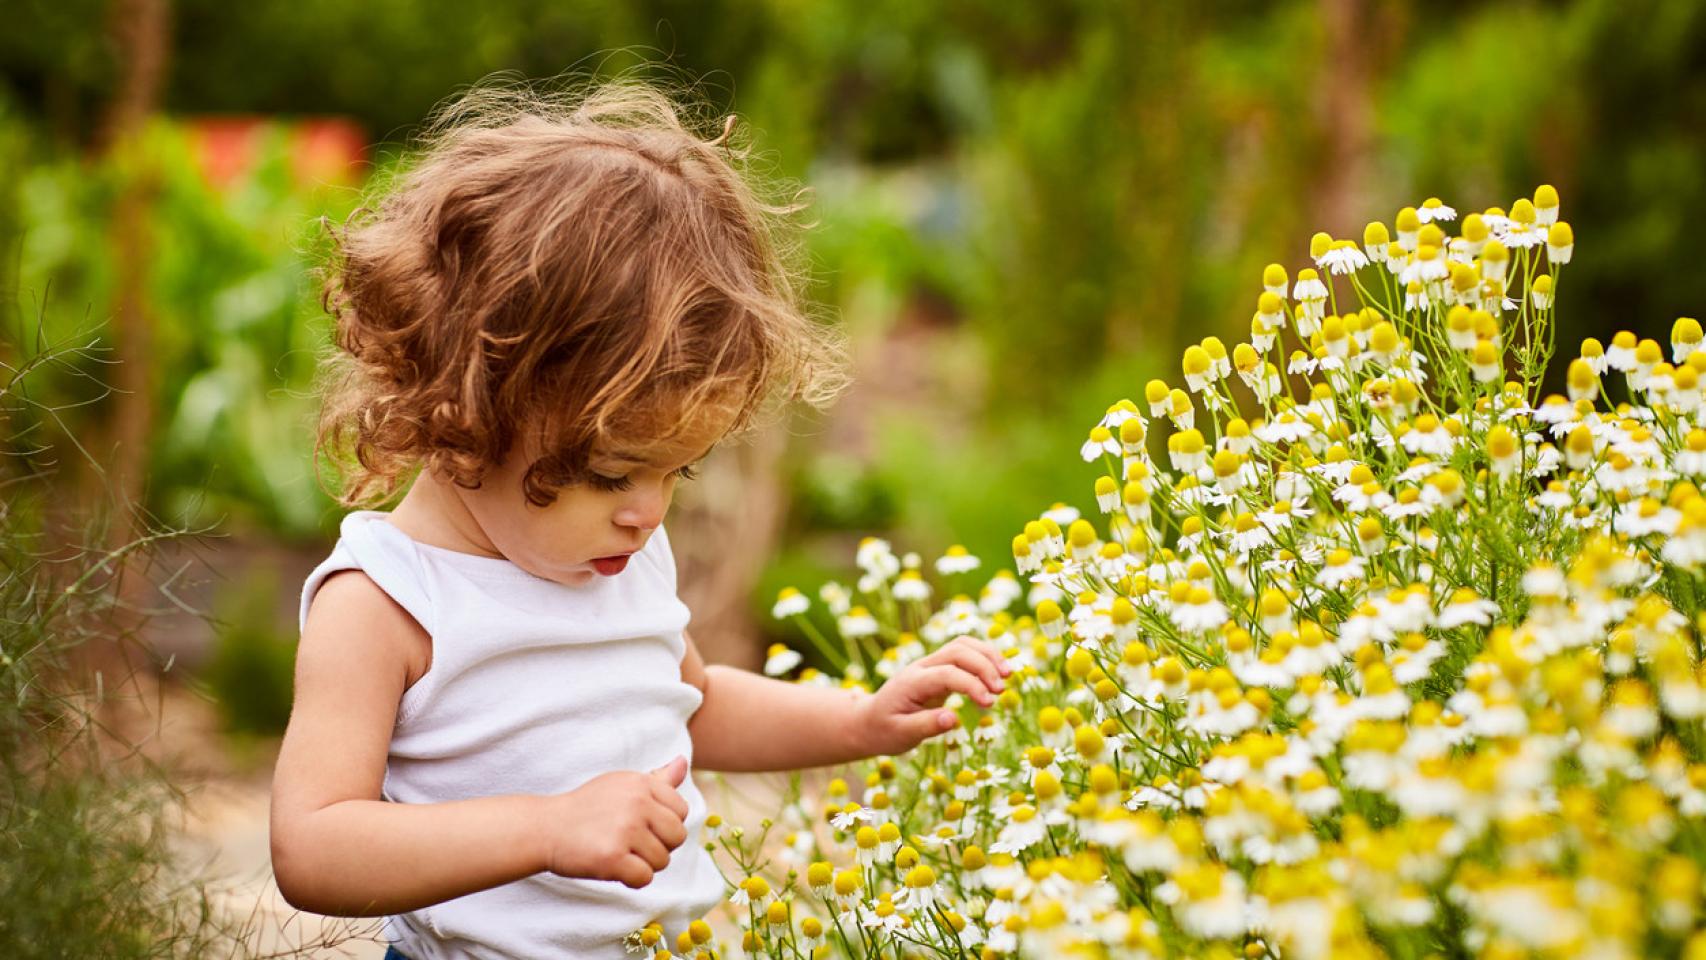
left=853, top=637, right=1012, bottom=757
left=540, top=755, right=690, bottom=889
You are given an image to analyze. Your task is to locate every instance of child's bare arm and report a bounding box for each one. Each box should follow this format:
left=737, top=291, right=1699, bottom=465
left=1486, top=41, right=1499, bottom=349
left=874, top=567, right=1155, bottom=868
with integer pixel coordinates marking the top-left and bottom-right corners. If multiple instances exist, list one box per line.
left=270, top=572, right=690, bottom=917
left=682, top=630, right=1012, bottom=772
left=269, top=570, right=545, bottom=916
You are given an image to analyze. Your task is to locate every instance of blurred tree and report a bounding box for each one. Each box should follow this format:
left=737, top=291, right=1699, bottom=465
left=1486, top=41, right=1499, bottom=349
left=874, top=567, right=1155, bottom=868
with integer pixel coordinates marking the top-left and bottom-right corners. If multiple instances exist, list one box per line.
left=74, top=0, right=170, bottom=718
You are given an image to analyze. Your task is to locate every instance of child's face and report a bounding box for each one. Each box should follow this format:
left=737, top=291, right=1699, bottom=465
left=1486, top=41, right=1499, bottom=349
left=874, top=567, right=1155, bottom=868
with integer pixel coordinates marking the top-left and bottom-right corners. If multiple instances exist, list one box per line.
left=451, top=414, right=727, bottom=587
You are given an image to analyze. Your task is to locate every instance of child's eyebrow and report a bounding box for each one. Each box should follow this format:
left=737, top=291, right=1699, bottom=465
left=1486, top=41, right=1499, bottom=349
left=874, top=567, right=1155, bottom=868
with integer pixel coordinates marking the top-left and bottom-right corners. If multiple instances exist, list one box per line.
left=600, top=451, right=702, bottom=470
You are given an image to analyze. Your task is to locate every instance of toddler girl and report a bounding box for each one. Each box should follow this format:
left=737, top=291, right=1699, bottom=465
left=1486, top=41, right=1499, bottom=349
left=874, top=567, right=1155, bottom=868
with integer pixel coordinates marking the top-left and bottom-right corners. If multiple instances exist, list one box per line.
left=268, top=78, right=1011, bottom=959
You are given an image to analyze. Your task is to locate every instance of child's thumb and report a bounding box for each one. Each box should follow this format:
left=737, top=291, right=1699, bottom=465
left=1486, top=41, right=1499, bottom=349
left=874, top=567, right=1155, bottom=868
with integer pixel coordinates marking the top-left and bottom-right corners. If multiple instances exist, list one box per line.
left=649, top=755, right=688, bottom=787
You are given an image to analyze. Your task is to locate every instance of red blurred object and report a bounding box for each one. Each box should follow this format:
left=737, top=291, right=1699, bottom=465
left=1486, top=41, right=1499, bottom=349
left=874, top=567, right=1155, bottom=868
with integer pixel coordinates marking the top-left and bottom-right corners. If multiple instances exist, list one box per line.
left=186, top=116, right=263, bottom=189
left=289, top=118, right=367, bottom=186
left=185, top=115, right=367, bottom=190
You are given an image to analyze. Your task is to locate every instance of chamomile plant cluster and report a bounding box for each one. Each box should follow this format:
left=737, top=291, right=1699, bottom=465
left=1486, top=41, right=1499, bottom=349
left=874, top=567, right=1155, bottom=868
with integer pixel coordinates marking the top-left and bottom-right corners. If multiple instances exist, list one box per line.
left=630, top=188, right=1706, bottom=959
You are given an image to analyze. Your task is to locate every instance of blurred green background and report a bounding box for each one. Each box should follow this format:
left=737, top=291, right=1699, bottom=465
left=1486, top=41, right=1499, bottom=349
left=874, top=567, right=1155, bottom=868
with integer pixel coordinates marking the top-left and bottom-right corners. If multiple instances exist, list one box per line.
left=2, top=0, right=1703, bottom=739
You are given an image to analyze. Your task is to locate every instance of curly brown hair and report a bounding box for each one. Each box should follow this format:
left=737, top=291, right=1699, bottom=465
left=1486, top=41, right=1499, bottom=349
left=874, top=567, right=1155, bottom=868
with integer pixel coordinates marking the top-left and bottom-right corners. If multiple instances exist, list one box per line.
left=314, top=75, right=850, bottom=507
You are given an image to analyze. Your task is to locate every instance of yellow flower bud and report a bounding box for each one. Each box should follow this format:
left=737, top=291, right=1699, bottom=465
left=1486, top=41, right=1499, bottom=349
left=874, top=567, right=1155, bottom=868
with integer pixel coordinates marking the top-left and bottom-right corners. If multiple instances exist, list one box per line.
left=1547, top=221, right=1574, bottom=262
left=1674, top=317, right=1703, bottom=361
left=1567, top=359, right=1598, bottom=401
left=1461, top=212, right=1488, bottom=243
left=1144, top=378, right=1169, bottom=407
left=806, top=861, right=833, bottom=888
left=1182, top=345, right=1213, bottom=382
left=1068, top=519, right=1097, bottom=549
left=1119, top=417, right=1145, bottom=445
left=833, top=868, right=861, bottom=896
left=1038, top=706, right=1064, bottom=733
left=1074, top=724, right=1105, bottom=758
left=1487, top=424, right=1518, bottom=461
left=1533, top=184, right=1559, bottom=216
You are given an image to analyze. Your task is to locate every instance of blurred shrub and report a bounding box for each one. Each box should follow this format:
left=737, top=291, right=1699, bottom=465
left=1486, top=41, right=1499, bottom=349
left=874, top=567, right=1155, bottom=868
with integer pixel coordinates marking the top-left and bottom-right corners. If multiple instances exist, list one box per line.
left=792, top=452, right=901, bottom=531
left=198, top=564, right=296, bottom=738
left=0, top=330, right=245, bottom=956
left=4, top=110, right=359, bottom=539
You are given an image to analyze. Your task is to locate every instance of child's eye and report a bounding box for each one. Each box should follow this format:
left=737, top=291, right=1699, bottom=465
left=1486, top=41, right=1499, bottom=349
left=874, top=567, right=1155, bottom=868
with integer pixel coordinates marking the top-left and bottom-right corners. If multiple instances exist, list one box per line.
left=588, top=463, right=700, bottom=492
left=589, top=473, right=635, bottom=492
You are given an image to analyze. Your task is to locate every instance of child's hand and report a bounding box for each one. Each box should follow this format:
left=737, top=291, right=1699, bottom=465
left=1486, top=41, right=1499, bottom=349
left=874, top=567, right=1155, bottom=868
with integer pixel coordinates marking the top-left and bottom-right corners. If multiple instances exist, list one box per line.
left=852, top=637, right=1012, bottom=757
left=539, top=756, right=691, bottom=889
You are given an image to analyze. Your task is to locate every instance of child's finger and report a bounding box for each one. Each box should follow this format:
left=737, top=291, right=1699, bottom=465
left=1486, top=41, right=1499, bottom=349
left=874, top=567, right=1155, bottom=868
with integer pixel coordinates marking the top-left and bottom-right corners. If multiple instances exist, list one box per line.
left=615, top=853, right=656, bottom=889
left=967, top=637, right=1013, bottom=675
left=899, top=706, right=960, bottom=743
left=913, top=664, right=996, bottom=708
left=632, top=829, right=672, bottom=871
left=649, top=806, right=688, bottom=850
left=649, top=755, right=688, bottom=788
left=924, top=641, right=1006, bottom=695
left=944, top=635, right=1012, bottom=675
left=648, top=778, right=690, bottom=821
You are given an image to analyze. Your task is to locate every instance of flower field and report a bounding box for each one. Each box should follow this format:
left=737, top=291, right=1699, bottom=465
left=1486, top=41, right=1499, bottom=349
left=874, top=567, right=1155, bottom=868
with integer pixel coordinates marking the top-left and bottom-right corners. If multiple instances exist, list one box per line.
left=633, top=189, right=1706, bottom=959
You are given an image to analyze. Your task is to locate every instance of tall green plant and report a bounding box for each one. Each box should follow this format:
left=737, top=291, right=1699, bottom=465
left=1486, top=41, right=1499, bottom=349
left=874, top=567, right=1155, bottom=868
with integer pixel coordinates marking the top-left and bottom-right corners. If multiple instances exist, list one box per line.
left=0, top=319, right=365, bottom=957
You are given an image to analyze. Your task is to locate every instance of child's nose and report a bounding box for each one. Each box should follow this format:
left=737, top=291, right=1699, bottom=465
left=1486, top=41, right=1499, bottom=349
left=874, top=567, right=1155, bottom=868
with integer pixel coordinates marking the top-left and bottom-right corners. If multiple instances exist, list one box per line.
left=614, top=486, right=669, bottom=531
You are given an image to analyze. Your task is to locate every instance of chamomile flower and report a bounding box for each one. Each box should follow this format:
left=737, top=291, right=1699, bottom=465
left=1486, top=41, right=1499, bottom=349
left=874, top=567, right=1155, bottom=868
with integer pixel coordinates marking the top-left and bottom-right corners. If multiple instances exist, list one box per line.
left=1547, top=222, right=1574, bottom=264
left=837, top=606, right=880, bottom=639
left=1616, top=497, right=1679, bottom=538
left=1293, top=268, right=1328, bottom=309
left=1403, top=279, right=1430, bottom=312
left=1362, top=220, right=1392, bottom=262
left=1172, top=584, right=1230, bottom=633
left=893, top=570, right=931, bottom=602
left=1182, top=346, right=1215, bottom=394
left=1320, top=239, right=1369, bottom=275
left=1503, top=198, right=1545, bottom=249
left=990, top=804, right=1049, bottom=855
left=731, top=874, right=773, bottom=909
left=855, top=537, right=901, bottom=580
left=1417, top=197, right=1457, bottom=223
left=1319, top=549, right=1366, bottom=589
left=772, top=587, right=810, bottom=619
left=1533, top=183, right=1561, bottom=224
left=763, top=643, right=803, bottom=676
left=1080, top=425, right=1120, bottom=462
left=1438, top=588, right=1499, bottom=628
left=1673, top=317, right=1704, bottom=364
left=819, top=581, right=852, bottom=615
left=1531, top=274, right=1554, bottom=309
left=1156, top=862, right=1255, bottom=939
left=1043, top=502, right=1081, bottom=527
left=734, top=191, right=1706, bottom=960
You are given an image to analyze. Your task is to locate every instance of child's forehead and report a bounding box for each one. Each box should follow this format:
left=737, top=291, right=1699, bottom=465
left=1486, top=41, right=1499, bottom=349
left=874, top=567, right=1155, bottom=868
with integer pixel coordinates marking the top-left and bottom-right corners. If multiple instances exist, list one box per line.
left=595, top=443, right=702, bottom=467
left=591, top=425, right=722, bottom=468
left=592, top=397, right=741, bottom=466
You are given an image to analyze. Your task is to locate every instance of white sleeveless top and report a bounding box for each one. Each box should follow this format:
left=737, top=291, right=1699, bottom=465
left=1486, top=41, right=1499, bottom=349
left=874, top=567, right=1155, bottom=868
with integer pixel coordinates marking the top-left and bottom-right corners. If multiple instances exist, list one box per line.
left=297, top=510, right=725, bottom=959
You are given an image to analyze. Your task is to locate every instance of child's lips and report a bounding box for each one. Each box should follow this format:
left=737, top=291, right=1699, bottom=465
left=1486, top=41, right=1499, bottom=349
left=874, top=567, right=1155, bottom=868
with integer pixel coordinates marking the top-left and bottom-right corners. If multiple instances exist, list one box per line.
left=590, top=554, right=631, bottom=575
